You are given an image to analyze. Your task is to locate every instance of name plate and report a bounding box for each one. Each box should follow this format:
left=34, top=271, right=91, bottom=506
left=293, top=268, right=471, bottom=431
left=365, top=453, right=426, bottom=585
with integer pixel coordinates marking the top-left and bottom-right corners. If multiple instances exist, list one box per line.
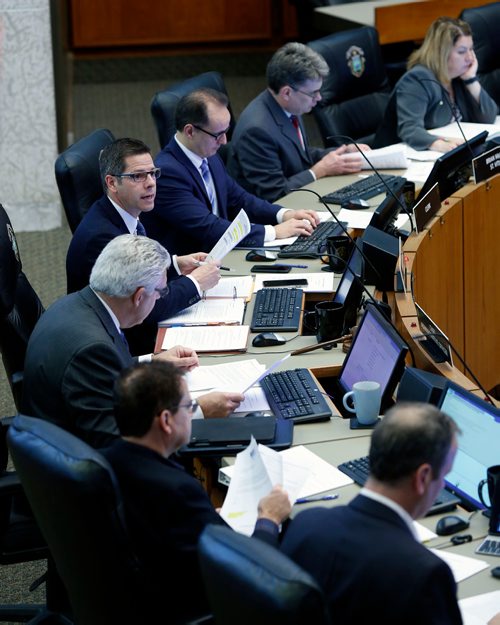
left=473, top=145, right=500, bottom=184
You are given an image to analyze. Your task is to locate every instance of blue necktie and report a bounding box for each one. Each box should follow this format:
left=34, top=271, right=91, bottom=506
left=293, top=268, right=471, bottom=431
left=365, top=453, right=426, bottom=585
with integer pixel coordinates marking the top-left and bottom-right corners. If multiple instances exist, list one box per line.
left=200, top=159, right=216, bottom=209
left=135, top=220, right=146, bottom=236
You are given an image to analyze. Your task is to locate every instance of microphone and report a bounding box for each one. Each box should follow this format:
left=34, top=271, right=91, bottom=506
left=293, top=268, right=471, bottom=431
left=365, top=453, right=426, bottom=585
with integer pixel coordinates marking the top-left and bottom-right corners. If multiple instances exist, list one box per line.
left=412, top=331, right=493, bottom=404
left=326, top=134, right=416, bottom=233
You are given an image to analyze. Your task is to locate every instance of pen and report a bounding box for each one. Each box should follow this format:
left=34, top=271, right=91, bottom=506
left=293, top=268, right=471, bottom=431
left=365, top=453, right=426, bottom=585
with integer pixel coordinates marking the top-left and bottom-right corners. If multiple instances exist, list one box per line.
left=272, top=264, right=309, bottom=269
left=295, top=494, right=339, bottom=505
left=193, top=260, right=233, bottom=271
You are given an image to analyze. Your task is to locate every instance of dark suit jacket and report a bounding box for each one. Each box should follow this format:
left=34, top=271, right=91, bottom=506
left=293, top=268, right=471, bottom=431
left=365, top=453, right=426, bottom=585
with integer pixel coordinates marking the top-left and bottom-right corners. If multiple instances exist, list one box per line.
left=228, top=89, right=330, bottom=202
left=141, top=137, right=281, bottom=255
left=281, top=494, right=463, bottom=625
left=22, top=287, right=134, bottom=448
left=103, top=439, right=280, bottom=623
left=65, top=195, right=200, bottom=354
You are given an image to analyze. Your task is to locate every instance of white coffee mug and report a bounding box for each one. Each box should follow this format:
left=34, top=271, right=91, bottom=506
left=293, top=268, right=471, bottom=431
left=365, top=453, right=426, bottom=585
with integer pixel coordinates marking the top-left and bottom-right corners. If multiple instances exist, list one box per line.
left=342, top=381, right=381, bottom=425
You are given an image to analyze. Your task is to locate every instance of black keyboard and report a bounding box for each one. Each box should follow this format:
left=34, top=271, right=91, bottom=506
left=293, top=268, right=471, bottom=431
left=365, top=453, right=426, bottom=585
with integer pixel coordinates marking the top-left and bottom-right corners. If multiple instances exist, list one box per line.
left=278, top=220, right=345, bottom=258
left=476, top=536, right=500, bottom=557
left=322, top=174, right=406, bottom=205
left=338, top=455, right=460, bottom=516
left=250, top=288, right=303, bottom=332
left=418, top=338, right=448, bottom=364
left=261, top=368, right=332, bottom=423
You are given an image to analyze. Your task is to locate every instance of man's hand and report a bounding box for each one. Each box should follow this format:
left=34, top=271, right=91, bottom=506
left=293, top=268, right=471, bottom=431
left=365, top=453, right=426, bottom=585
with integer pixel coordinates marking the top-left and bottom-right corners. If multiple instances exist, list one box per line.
left=257, top=485, right=291, bottom=525
left=176, top=252, right=210, bottom=275
left=282, top=209, right=320, bottom=228
left=274, top=218, right=314, bottom=239
left=190, top=262, right=221, bottom=291
left=153, top=345, right=199, bottom=371
left=430, top=137, right=463, bottom=153
left=197, top=391, right=244, bottom=418
left=311, top=144, right=364, bottom=179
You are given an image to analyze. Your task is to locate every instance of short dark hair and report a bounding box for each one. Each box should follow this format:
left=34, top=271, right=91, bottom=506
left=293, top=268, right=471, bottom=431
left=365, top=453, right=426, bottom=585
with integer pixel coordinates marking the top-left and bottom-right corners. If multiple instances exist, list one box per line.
left=369, top=402, right=458, bottom=483
left=175, top=88, right=229, bottom=131
left=113, top=361, right=185, bottom=437
left=99, top=138, right=151, bottom=191
left=266, top=42, right=329, bottom=94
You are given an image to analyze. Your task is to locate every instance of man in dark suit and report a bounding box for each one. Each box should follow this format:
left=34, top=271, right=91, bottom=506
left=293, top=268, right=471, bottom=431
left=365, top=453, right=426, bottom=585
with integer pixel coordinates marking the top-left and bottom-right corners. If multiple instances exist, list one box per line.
left=281, top=403, right=464, bottom=625
left=22, top=235, right=243, bottom=448
left=66, top=137, right=220, bottom=355
left=103, top=360, right=291, bottom=623
left=228, top=42, right=368, bottom=203
left=141, top=88, right=320, bottom=255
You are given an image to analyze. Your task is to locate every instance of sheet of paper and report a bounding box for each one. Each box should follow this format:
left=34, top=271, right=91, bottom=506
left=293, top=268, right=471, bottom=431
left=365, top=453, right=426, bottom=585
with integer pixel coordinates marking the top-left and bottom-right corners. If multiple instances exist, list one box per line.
left=428, top=121, right=500, bottom=141
left=159, top=298, right=245, bottom=327
left=429, top=548, right=488, bottom=583
left=459, top=590, right=500, bottom=625
left=258, top=444, right=308, bottom=504
left=360, top=144, right=409, bottom=170
left=161, top=325, right=249, bottom=352
left=186, top=359, right=265, bottom=392
left=204, top=275, right=254, bottom=300
left=414, top=521, right=437, bottom=543
left=207, top=209, right=251, bottom=261
left=241, top=353, right=291, bottom=393
left=406, top=145, right=442, bottom=161
left=253, top=272, right=335, bottom=293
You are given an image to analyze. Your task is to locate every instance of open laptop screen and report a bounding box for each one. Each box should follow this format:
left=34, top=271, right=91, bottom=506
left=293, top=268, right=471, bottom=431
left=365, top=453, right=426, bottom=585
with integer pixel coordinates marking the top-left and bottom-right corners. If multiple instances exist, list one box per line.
left=338, top=303, right=408, bottom=410
left=438, top=381, right=500, bottom=510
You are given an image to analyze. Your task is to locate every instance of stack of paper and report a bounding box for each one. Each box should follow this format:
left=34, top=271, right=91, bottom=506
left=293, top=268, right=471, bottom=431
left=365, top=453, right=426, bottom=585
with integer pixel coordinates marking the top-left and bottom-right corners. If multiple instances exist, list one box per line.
left=360, top=144, right=409, bottom=169
left=161, top=325, right=250, bottom=353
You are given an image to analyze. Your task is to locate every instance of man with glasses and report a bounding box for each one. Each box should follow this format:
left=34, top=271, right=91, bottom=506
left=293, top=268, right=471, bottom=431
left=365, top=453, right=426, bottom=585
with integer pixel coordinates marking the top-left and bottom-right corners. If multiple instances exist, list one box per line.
left=142, top=88, right=320, bottom=255
left=228, top=42, right=368, bottom=202
left=66, top=138, right=221, bottom=356
left=103, top=359, right=291, bottom=623
left=23, top=235, right=244, bottom=448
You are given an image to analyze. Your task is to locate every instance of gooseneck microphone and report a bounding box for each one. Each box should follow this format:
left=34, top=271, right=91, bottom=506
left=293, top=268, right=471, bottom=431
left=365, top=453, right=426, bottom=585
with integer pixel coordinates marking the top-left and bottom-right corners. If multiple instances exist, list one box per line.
left=326, top=134, right=416, bottom=233
left=412, top=331, right=493, bottom=404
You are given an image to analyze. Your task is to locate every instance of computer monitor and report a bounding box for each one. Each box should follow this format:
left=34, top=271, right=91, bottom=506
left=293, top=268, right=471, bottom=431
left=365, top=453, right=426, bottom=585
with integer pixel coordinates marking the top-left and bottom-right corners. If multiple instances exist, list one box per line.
left=417, top=131, right=488, bottom=202
left=368, top=177, right=408, bottom=235
left=415, top=302, right=453, bottom=366
left=332, top=245, right=364, bottom=332
left=438, top=381, right=500, bottom=510
left=337, top=302, right=409, bottom=411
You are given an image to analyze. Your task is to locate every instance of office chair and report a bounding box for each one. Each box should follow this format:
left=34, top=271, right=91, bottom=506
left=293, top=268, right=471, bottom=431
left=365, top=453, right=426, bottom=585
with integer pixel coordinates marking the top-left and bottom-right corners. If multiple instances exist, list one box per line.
left=308, top=26, right=391, bottom=147
left=198, top=525, right=331, bottom=625
left=7, top=414, right=164, bottom=625
left=54, top=128, right=115, bottom=233
left=150, top=71, right=236, bottom=162
left=0, top=203, right=44, bottom=413
left=460, top=3, right=500, bottom=112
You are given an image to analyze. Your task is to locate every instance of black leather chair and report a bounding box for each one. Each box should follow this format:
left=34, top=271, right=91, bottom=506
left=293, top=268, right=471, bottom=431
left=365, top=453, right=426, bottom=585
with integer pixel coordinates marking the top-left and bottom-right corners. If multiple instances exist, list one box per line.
left=308, top=26, right=391, bottom=147
left=460, top=3, right=500, bottom=112
left=0, top=204, right=44, bottom=413
left=54, top=129, right=115, bottom=233
left=7, top=414, right=160, bottom=625
left=150, top=71, right=236, bottom=162
left=198, top=525, right=331, bottom=625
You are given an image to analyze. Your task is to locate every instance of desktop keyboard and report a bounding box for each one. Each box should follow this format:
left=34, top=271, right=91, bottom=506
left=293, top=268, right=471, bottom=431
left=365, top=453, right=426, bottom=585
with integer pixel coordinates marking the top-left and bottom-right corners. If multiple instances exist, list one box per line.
left=278, top=220, right=345, bottom=258
left=321, top=174, right=406, bottom=205
left=261, top=368, right=332, bottom=423
left=338, top=456, right=459, bottom=516
left=476, top=536, right=500, bottom=557
left=250, top=288, right=303, bottom=332
left=418, top=338, right=448, bottom=364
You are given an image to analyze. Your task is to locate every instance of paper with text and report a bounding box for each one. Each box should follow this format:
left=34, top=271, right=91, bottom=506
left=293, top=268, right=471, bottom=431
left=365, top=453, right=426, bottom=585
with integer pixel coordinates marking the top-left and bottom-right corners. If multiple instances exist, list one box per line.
left=360, top=144, right=409, bottom=169
left=161, top=325, right=249, bottom=352
left=159, top=298, right=245, bottom=327
left=204, top=276, right=254, bottom=300
left=207, top=209, right=251, bottom=261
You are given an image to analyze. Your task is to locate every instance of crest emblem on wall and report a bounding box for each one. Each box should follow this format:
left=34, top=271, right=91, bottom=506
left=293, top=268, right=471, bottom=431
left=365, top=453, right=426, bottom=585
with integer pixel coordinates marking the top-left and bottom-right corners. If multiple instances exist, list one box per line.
left=346, top=45, right=366, bottom=78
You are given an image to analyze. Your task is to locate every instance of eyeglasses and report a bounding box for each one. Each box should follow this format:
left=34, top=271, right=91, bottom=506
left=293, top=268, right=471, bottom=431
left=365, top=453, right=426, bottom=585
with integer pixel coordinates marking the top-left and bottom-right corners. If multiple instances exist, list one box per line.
left=290, top=84, right=322, bottom=99
left=192, top=124, right=230, bottom=141
left=178, top=399, right=198, bottom=413
left=112, top=168, right=161, bottom=183
left=155, top=285, right=170, bottom=298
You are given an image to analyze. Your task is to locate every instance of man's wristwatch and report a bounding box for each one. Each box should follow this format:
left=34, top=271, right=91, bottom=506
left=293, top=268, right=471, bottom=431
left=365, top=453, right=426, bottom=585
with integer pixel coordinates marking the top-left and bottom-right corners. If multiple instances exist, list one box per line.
left=462, top=76, right=479, bottom=85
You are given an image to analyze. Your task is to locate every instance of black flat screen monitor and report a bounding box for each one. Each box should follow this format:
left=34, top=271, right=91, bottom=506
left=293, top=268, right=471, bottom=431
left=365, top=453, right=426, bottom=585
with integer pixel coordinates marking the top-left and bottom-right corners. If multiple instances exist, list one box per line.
left=332, top=245, right=364, bottom=332
left=438, top=381, right=500, bottom=511
left=337, top=302, right=409, bottom=411
left=368, top=177, right=408, bottom=234
left=417, top=131, right=488, bottom=202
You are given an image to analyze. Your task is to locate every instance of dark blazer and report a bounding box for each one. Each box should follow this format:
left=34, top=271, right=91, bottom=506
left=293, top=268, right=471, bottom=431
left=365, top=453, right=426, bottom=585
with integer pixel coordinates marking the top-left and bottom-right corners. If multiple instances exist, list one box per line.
left=141, top=137, right=281, bottom=255
left=22, top=287, right=134, bottom=448
left=103, top=439, right=280, bottom=623
left=228, top=89, right=330, bottom=202
left=281, top=494, right=463, bottom=625
left=66, top=195, right=200, bottom=354
left=373, top=65, right=498, bottom=150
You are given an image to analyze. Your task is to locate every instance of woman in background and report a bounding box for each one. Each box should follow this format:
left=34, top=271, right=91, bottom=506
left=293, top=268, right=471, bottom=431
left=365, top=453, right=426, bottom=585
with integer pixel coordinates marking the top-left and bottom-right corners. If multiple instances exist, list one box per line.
left=374, top=17, right=497, bottom=151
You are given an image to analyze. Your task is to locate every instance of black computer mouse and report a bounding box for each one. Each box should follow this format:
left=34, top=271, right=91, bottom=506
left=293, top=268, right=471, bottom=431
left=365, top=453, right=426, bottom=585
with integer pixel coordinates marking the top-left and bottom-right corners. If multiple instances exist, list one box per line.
left=252, top=332, right=287, bottom=347
left=491, top=566, right=500, bottom=579
left=342, top=198, right=370, bottom=210
left=245, top=249, right=277, bottom=262
left=435, top=514, right=470, bottom=536
left=245, top=411, right=274, bottom=418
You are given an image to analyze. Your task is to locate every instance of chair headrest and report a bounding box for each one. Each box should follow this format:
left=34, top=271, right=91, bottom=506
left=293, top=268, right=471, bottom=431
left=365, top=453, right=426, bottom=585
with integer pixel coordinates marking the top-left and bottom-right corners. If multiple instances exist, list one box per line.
left=0, top=203, right=22, bottom=316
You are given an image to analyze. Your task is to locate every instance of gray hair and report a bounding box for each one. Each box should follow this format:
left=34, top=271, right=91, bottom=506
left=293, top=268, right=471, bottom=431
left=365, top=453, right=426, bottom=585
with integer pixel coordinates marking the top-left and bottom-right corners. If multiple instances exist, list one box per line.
left=90, top=234, right=171, bottom=297
left=266, top=42, right=329, bottom=93
left=99, top=138, right=151, bottom=191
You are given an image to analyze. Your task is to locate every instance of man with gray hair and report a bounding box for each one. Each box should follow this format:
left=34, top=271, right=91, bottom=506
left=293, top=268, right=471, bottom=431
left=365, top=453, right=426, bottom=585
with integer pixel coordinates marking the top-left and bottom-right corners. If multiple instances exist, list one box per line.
left=228, top=42, right=368, bottom=202
left=22, top=234, right=243, bottom=448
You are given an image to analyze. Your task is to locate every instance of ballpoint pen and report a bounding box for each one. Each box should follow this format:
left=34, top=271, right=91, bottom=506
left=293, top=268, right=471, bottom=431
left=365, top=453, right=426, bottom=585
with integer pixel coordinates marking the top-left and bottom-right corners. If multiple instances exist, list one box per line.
left=295, top=494, right=339, bottom=504
left=272, top=263, right=309, bottom=269
left=193, top=260, right=234, bottom=271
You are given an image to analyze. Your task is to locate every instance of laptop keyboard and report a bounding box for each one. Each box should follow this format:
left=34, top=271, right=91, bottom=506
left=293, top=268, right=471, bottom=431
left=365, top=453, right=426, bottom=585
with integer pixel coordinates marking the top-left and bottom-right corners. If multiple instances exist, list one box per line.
left=250, top=288, right=303, bottom=332
left=277, top=220, right=345, bottom=258
left=338, top=455, right=459, bottom=516
left=322, top=174, right=406, bottom=205
left=261, top=368, right=332, bottom=423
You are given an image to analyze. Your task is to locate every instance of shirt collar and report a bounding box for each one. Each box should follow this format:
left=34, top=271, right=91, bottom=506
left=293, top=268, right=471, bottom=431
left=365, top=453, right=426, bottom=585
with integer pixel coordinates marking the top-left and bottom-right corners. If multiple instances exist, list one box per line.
left=175, top=134, right=205, bottom=170
left=107, top=196, right=139, bottom=234
left=90, top=287, right=121, bottom=333
left=360, top=488, right=419, bottom=540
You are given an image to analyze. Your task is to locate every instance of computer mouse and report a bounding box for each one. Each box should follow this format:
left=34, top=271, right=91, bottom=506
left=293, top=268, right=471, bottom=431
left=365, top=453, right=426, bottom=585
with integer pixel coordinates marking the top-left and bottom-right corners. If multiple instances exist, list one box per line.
left=435, top=514, right=470, bottom=536
left=252, top=332, right=287, bottom=347
left=245, top=411, right=273, bottom=418
left=491, top=566, right=500, bottom=580
left=245, top=249, right=277, bottom=262
left=342, top=197, right=370, bottom=210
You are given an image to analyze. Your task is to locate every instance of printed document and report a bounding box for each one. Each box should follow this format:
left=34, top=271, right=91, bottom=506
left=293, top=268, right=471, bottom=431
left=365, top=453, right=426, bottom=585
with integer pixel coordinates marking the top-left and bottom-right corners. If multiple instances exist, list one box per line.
left=161, top=325, right=249, bottom=352
left=158, top=298, right=245, bottom=327
left=207, top=209, right=251, bottom=261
